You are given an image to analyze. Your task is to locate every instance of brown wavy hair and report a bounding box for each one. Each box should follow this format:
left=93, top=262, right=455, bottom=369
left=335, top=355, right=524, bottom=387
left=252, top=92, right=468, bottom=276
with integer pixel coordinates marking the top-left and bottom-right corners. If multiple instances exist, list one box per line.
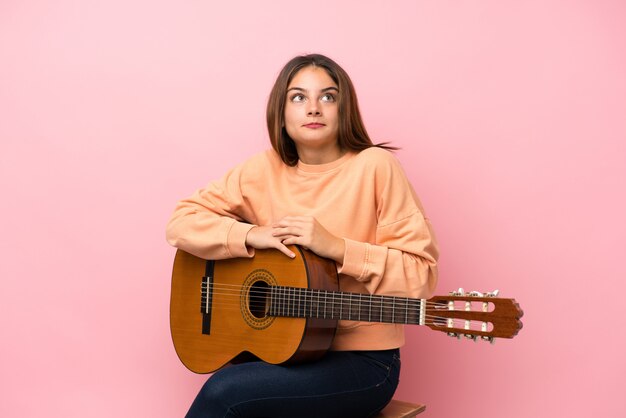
left=266, top=54, right=395, bottom=166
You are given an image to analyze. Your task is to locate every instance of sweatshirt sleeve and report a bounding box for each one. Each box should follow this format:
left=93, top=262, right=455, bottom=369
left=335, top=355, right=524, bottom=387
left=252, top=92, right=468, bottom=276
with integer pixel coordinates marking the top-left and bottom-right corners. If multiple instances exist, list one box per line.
left=165, top=162, right=256, bottom=260
left=336, top=151, right=439, bottom=299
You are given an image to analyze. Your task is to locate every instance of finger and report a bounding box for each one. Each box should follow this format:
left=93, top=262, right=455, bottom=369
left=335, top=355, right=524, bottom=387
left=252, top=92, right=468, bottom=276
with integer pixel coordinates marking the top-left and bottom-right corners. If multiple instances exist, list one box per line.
left=281, top=236, right=297, bottom=245
left=282, top=236, right=312, bottom=249
left=274, top=242, right=295, bottom=258
left=272, top=228, right=300, bottom=238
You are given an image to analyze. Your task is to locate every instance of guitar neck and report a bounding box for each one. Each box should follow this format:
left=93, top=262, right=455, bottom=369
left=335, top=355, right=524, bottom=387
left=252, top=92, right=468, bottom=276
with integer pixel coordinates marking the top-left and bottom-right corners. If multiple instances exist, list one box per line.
left=267, top=286, right=426, bottom=325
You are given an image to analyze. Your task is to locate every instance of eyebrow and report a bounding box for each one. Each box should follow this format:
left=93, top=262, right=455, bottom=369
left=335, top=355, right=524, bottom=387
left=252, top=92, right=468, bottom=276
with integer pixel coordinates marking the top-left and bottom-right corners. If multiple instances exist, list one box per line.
left=287, top=86, right=339, bottom=93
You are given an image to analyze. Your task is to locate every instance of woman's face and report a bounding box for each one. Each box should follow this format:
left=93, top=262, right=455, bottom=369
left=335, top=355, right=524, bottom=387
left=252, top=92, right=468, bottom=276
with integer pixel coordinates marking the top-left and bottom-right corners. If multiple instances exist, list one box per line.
left=284, top=66, right=340, bottom=162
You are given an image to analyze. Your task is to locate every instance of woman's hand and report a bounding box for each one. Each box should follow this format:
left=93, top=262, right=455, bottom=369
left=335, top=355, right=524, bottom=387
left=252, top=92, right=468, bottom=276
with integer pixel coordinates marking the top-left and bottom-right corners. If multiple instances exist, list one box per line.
left=271, top=216, right=345, bottom=263
left=245, top=226, right=295, bottom=258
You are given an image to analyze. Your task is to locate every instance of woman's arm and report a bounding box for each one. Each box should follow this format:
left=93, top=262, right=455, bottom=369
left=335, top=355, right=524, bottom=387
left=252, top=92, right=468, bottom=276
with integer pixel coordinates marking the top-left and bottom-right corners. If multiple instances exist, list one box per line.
left=338, top=211, right=439, bottom=299
left=335, top=149, right=439, bottom=299
left=166, top=155, right=297, bottom=260
left=165, top=163, right=256, bottom=260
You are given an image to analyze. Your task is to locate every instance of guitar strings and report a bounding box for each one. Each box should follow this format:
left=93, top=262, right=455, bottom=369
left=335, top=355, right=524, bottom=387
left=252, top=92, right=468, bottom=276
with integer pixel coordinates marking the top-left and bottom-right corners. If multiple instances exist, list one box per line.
left=202, top=281, right=494, bottom=310
left=206, top=291, right=466, bottom=321
left=192, top=282, right=498, bottom=329
left=207, top=299, right=483, bottom=324
left=204, top=286, right=491, bottom=316
left=200, top=300, right=489, bottom=333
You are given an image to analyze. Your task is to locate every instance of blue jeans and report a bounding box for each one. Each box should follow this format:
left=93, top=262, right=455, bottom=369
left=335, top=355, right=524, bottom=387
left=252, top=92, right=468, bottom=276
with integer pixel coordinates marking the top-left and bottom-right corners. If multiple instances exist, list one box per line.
left=185, top=349, right=401, bottom=418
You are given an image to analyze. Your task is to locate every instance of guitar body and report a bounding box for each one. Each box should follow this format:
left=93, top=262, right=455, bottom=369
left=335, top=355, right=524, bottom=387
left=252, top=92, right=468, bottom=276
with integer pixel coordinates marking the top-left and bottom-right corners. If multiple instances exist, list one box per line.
left=170, top=246, right=339, bottom=374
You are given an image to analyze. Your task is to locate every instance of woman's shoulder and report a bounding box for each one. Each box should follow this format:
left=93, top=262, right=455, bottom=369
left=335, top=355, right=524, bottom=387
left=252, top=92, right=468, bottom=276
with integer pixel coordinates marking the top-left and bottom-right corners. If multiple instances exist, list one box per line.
left=236, top=149, right=283, bottom=171
left=351, top=146, right=403, bottom=172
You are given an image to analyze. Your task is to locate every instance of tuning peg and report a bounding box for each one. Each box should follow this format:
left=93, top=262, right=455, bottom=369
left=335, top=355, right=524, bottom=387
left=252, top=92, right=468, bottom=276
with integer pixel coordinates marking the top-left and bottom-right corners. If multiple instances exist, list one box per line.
left=468, top=290, right=484, bottom=297
left=481, top=336, right=496, bottom=344
left=447, top=332, right=460, bottom=339
left=450, top=288, right=465, bottom=296
left=487, top=290, right=499, bottom=297
left=464, top=334, right=478, bottom=342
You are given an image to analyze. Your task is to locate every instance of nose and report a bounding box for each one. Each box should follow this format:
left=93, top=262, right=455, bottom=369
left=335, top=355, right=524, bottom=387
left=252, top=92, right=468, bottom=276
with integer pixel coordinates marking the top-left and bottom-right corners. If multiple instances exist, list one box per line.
left=306, top=102, right=321, bottom=117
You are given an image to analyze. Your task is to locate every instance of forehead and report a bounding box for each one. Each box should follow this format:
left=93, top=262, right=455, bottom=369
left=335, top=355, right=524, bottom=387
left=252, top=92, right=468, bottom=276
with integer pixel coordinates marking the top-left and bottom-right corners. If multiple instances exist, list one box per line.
left=288, top=66, right=337, bottom=89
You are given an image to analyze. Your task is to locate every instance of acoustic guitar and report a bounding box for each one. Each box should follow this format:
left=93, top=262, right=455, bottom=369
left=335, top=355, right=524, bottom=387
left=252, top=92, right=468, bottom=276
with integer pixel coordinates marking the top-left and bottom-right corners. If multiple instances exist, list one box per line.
left=170, top=246, right=523, bottom=374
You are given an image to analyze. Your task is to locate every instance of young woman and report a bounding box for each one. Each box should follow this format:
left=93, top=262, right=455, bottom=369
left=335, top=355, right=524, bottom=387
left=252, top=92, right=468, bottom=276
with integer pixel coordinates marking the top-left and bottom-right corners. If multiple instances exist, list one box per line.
left=166, top=54, right=439, bottom=418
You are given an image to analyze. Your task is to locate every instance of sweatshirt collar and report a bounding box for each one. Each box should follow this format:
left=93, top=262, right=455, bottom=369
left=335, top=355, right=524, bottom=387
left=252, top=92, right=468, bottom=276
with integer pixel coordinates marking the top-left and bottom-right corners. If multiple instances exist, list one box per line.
left=296, top=151, right=354, bottom=173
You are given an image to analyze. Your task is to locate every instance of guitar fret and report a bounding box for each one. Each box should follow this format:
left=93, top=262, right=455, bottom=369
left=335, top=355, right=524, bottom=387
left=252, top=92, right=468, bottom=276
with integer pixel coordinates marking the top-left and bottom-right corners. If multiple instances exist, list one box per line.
left=295, top=287, right=299, bottom=317
left=412, top=299, right=420, bottom=325
left=304, top=289, right=313, bottom=318
left=401, top=297, right=408, bottom=324
left=315, top=289, right=319, bottom=318
left=283, top=286, right=287, bottom=317
left=348, top=294, right=352, bottom=320
left=274, top=286, right=279, bottom=317
left=337, top=292, right=344, bottom=319
left=323, top=290, right=327, bottom=319
left=338, top=292, right=343, bottom=319
left=403, top=298, right=410, bottom=324
left=269, top=286, right=274, bottom=316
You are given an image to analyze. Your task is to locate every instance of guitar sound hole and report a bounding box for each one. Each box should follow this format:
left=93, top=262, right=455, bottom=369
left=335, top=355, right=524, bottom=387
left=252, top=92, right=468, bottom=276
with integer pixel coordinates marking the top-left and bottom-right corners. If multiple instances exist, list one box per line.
left=249, top=281, right=270, bottom=319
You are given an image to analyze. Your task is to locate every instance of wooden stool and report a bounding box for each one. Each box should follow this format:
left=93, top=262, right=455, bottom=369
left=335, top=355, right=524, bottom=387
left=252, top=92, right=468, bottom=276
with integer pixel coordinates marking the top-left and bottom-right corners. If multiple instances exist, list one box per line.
left=373, top=399, right=426, bottom=418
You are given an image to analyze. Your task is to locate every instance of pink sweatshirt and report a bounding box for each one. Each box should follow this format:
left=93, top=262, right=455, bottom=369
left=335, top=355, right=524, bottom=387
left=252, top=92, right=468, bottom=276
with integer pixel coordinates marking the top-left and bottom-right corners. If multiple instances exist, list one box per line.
left=166, top=147, right=438, bottom=350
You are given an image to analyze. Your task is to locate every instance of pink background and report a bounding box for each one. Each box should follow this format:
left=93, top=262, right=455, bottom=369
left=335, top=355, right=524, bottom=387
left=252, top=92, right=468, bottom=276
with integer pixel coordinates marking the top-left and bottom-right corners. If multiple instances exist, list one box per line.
left=1, top=1, right=625, bottom=416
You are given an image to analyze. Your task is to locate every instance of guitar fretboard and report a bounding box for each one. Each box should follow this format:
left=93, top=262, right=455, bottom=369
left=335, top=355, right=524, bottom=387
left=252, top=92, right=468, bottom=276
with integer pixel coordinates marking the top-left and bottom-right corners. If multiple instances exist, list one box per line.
left=267, top=286, right=425, bottom=325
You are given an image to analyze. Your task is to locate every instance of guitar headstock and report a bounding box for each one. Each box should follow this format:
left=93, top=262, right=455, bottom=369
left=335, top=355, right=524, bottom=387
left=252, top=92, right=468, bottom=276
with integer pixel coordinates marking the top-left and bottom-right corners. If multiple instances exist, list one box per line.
left=425, top=288, right=523, bottom=343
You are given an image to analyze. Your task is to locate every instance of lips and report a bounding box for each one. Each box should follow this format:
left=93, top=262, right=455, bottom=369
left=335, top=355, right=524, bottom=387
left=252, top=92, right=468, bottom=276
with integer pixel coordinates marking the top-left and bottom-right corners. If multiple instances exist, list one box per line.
left=303, top=123, right=325, bottom=128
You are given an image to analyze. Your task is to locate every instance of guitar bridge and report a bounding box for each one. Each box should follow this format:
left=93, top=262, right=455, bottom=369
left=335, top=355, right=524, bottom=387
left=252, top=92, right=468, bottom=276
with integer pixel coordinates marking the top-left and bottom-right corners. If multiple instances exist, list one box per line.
left=200, top=260, right=215, bottom=335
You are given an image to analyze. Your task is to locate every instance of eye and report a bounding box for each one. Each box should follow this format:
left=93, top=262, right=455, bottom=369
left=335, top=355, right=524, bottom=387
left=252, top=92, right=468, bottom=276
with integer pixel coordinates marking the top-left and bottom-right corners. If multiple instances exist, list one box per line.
left=290, top=94, right=306, bottom=103
left=321, top=93, right=336, bottom=102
